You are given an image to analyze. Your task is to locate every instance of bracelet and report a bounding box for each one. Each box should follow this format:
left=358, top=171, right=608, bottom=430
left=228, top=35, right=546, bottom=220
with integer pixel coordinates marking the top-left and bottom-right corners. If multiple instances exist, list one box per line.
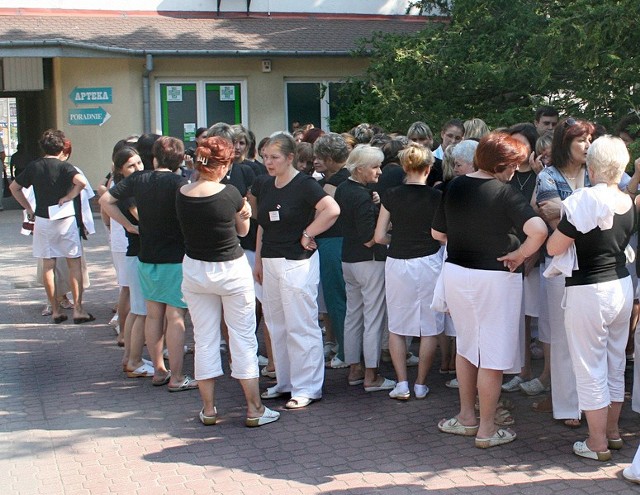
left=302, top=230, right=312, bottom=239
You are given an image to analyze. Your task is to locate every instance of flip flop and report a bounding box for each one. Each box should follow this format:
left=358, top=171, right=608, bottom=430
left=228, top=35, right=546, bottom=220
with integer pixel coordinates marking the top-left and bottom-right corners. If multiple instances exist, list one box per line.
left=438, top=417, right=479, bottom=436
left=168, top=375, right=198, bottom=392
left=53, top=314, right=68, bottom=324
left=126, top=362, right=155, bottom=378
left=199, top=407, right=217, bottom=426
left=152, top=371, right=171, bottom=386
left=73, top=313, right=96, bottom=324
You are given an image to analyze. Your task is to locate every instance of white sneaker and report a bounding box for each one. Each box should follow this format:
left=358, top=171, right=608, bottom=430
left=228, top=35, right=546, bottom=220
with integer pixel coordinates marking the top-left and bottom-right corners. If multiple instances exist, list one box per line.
left=501, top=375, right=525, bottom=393
left=445, top=378, right=459, bottom=389
left=389, top=384, right=410, bottom=400
left=414, top=384, right=430, bottom=399
left=325, top=355, right=348, bottom=369
left=406, top=352, right=419, bottom=367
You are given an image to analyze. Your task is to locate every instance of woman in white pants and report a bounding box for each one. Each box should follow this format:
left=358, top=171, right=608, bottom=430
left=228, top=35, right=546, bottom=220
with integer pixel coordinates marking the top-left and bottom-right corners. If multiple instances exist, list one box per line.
left=335, top=145, right=393, bottom=392
left=177, top=136, right=279, bottom=427
left=547, top=135, right=636, bottom=461
left=253, top=132, right=340, bottom=410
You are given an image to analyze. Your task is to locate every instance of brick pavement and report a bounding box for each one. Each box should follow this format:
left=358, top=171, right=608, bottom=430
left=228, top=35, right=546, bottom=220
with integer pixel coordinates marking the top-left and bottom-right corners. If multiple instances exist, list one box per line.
left=1, top=205, right=639, bottom=495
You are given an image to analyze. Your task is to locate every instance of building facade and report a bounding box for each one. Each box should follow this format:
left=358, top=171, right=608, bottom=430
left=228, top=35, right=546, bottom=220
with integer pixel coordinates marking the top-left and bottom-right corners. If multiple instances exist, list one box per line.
left=0, top=1, right=433, bottom=185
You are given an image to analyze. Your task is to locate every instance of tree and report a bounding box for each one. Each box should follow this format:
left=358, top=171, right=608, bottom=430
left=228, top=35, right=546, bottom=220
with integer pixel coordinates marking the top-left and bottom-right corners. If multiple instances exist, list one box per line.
left=333, top=0, right=640, bottom=135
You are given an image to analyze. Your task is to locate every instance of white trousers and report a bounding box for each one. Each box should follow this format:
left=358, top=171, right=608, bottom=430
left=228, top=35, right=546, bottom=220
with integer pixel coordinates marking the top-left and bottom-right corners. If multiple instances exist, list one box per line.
left=262, top=253, right=324, bottom=399
left=546, top=272, right=580, bottom=420
left=182, top=255, right=258, bottom=381
left=564, top=277, right=632, bottom=410
left=342, top=260, right=387, bottom=368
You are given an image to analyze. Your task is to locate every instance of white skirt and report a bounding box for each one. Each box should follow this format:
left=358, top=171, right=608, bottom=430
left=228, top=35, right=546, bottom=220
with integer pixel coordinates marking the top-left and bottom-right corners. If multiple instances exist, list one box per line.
left=33, top=216, right=82, bottom=259
left=443, top=262, right=522, bottom=370
left=386, top=254, right=444, bottom=337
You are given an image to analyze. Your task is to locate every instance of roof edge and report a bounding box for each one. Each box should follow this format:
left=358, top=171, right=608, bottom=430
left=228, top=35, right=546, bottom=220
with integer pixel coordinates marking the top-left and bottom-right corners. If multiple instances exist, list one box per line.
left=0, top=9, right=441, bottom=22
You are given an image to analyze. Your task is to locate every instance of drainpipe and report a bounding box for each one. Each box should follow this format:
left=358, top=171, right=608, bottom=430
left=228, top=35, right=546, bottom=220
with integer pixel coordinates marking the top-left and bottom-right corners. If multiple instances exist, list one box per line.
left=142, top=54, right=153, bottom=134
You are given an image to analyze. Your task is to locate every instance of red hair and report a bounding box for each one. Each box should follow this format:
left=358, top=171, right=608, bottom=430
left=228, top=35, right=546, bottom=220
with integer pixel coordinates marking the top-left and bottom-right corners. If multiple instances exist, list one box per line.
left=196, top=136, right=234, bottom=180
left=62, top=139, right=72, bottom=158
left=475, top=132, right=529, bottom=174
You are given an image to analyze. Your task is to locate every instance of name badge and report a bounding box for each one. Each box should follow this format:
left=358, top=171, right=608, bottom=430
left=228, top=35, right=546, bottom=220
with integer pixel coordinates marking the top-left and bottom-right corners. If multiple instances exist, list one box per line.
left=269, top=210, right=280, bottom=222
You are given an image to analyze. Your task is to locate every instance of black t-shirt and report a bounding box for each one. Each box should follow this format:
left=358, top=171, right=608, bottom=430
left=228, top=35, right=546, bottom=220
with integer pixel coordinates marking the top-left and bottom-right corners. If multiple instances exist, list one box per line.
left=110, top=170, right=187, bottom=264
left=252, top=172, right=327, bottom=260
left=116, top=194, right=140, bottom=257
left=16, top=157, right=79, bottom=218
left=335, top=179, right=387, bottom=263
left=375, top=162, right=405, bottom=199
left=317, top=167, right=350, bottom=238
left=426, top=158, right=444, bottom=187
left=223, top=161, right=256, bottom=250
left=246, top=159, right=268, bottom=176
left=558, top=207, right=634, bottom=286
left=508, top=170, right=537, bottom=204
left=382, top=184, right=442, bottom=259
left=176, top=185, right=245, bottom=262
left=432, top=175, right=536, bottom=272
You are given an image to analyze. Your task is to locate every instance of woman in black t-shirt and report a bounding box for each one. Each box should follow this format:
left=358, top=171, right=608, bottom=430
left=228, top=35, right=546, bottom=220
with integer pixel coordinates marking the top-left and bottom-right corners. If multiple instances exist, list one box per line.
left=177, top=136, right=279, bottom=428
left=253, top=132, right=340, bottom=410
left=432, top=132, right=547, bottom=449
left=547, top=136, right=636, bottom=461
left=374, top=144, right=443, bottom=400
left=335, top=144, right=393, bottom=393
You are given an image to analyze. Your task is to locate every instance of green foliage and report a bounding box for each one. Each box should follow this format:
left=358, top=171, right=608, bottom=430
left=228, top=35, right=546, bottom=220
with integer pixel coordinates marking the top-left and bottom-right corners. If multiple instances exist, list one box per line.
left=333, top=0, right=640, bottom=139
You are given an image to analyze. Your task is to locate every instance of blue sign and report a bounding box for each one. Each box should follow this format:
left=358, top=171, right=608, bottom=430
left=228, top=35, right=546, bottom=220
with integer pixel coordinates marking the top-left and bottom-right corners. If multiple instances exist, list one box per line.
left=69, top=87, right=113, bottom=105
left=68, top=107, right=111, bottom=126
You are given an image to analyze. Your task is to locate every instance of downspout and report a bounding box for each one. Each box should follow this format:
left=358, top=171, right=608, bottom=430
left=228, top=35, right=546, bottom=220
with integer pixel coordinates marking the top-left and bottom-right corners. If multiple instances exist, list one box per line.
left=142, top=54, right=153, bottom=134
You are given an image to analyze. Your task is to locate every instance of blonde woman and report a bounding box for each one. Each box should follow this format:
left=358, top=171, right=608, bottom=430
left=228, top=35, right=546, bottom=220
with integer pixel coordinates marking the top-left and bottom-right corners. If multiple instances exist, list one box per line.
left=374, top=143, right=443, bottom=399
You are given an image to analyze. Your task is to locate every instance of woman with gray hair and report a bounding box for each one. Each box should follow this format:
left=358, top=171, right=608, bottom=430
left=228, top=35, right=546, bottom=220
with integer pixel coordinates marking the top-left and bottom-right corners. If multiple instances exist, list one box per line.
left=335, top=144, right=395, bottom=392
left=547, top=135, right=637, bottom=461
left=313, top=133, right=351, bottom=369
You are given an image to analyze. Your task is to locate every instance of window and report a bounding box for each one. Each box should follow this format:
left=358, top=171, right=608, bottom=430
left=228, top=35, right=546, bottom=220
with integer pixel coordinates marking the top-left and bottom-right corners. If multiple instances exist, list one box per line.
left=285, top=81, right=344, bottom=133
left=157, top=80, right=246, bottom=146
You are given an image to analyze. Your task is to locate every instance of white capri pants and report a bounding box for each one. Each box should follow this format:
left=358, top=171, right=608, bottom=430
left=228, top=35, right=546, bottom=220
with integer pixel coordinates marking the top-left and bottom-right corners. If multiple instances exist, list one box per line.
left=182, top=255, right=258, bottom=381
left=564, top=277, right=632, bottom=411
left=386, top=254, right=444, bottom=337
left=262, top=253, right=324, bottom=399
left=523, top=265, right=540, bottom=317
left=125, top=256, right=146, bottom=316
left=343, top=260, right=387, bottom=368
left=443, top=263, right=522, bottom=371
left=546, top=269, right=580, bottom=420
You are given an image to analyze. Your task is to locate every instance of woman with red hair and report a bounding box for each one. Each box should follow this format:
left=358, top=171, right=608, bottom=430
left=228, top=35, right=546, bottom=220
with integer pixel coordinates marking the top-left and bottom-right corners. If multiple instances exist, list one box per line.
left=432, top=132, right=547, bottom=448
left=177, top=136, right=279, bottom=428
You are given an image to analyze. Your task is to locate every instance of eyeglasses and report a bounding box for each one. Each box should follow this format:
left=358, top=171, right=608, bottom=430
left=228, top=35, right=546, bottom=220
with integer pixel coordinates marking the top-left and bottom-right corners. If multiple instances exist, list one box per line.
left=564, top=117, right=577, bottom=127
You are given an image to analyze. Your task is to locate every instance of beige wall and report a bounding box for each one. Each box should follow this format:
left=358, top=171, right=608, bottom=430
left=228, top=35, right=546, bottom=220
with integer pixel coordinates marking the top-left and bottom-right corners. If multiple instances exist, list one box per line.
left=53, top=55, right=367, bottom=187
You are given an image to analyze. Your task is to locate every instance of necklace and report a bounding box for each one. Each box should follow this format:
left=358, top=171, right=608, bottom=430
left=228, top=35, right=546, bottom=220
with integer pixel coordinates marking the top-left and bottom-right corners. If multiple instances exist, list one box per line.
left=515, top=172, right=532, bottom=191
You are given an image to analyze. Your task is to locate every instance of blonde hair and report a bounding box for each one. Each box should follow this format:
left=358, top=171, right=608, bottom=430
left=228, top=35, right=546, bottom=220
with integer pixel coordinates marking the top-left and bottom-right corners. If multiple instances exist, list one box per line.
left=398, top=143, right=434, bottom=173
left=345, top=144, right=384, bottom=173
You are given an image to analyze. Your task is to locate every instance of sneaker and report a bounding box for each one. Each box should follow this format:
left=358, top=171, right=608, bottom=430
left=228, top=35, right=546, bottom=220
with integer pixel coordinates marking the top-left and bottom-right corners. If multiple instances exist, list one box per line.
left=325, top=355, right=348, bottom=369
left=519, top=378, right=550, bottom=396
left=501, top=375, right=525, bottom=393
left=257, top=355, right=269, bottom=366
left=414, top=384, right=430, bottom=399
left=389, top=384, right=410, bottom=400
left=406, top=353, right=419, bottom=367
left=445, top=378, right=459, bottom=389
left=323, top=341, right=336, bottom=359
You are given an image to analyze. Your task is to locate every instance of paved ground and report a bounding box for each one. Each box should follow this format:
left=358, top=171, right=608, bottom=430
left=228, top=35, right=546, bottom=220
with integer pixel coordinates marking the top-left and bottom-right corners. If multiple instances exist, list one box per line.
left=1, top=200, right=640, bottom=495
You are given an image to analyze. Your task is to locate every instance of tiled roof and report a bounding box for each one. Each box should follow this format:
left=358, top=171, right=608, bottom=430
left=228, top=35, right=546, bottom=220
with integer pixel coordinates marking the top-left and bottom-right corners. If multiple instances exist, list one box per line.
left=0, top=11, right=434, bottom=56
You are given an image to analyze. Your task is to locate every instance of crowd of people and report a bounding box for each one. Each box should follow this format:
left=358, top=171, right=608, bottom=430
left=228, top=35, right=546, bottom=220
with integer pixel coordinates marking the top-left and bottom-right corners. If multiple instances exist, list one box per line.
left=8, top=108, right=640, bottom=480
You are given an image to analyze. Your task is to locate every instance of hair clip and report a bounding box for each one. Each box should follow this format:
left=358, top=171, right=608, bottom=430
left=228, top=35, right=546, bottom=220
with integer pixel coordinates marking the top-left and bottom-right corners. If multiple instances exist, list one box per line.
left=196, top=155, right=208, bottom=166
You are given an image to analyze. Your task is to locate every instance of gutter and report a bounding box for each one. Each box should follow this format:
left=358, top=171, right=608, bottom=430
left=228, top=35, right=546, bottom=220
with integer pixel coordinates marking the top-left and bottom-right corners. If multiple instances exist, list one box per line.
left=0, top=39, right=359, bottom=57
